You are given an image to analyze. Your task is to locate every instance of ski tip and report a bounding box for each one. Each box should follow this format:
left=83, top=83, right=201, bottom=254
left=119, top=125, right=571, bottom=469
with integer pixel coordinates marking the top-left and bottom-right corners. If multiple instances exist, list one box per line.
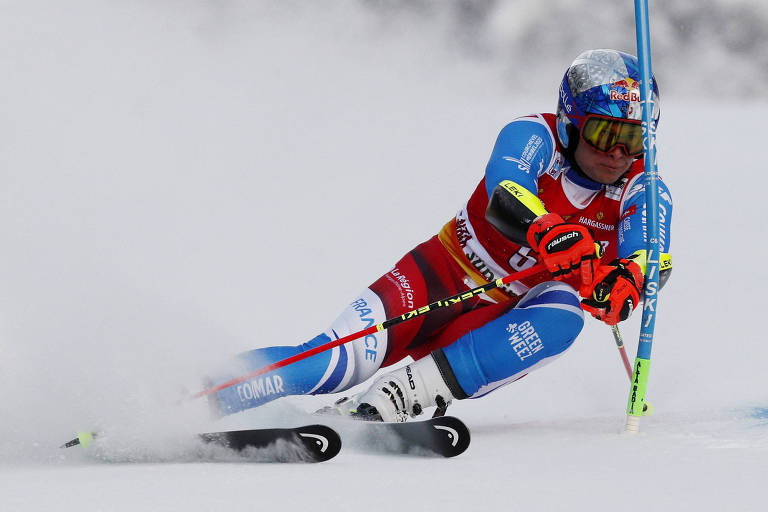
left=200, top=424, right=342, bottom=463
left=356, top=415, right=471, bottom=458
left=295, top=424, right=343, bottom=462
left=432, top=416, right=471, bottom=458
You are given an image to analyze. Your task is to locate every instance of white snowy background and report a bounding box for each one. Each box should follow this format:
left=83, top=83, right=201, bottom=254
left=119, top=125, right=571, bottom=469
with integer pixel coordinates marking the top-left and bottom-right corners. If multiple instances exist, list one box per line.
left=1, top=1, right=767, bottom=511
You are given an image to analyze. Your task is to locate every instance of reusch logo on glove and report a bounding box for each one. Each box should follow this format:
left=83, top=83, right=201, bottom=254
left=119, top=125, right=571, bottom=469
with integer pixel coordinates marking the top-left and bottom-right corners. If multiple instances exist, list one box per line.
left=545, top=231, right=583, bottom=253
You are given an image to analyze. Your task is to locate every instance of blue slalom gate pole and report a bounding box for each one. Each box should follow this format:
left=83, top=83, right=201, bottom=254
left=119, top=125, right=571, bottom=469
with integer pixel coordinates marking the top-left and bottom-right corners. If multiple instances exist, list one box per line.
left=625, top=0, right=662, bottom=433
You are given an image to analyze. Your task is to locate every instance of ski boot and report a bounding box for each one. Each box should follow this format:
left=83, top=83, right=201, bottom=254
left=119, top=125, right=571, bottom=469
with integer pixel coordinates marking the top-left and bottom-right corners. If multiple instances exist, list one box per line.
left=318, top=355, right=454, bottom=422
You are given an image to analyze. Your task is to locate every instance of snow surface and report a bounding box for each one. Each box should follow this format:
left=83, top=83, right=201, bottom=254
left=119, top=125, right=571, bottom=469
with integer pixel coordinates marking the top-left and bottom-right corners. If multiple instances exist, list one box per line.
left=1, top=2, right=767, bottom=511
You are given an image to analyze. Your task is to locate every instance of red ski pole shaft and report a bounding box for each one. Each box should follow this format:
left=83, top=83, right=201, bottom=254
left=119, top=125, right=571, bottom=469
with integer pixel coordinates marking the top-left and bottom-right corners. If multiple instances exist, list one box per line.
left=611, top=325, right=633, bottom=379
left=190, top=263, right=546, bottom=399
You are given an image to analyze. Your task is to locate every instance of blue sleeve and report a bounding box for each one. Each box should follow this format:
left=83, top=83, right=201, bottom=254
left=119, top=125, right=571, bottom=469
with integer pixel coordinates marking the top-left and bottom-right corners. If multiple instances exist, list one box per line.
left=617, top=176, right=673, bottom=258
left=484, top=119, right=555, bottom=199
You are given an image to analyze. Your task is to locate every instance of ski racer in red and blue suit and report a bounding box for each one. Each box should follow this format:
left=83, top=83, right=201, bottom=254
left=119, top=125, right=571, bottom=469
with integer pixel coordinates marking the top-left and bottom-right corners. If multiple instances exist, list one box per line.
left=208, top=49, right=673, bottom=422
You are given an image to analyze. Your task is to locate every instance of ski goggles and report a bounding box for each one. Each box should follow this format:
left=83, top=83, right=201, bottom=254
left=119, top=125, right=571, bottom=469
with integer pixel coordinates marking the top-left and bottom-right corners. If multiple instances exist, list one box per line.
left=580, top=115, right=644, bottom=157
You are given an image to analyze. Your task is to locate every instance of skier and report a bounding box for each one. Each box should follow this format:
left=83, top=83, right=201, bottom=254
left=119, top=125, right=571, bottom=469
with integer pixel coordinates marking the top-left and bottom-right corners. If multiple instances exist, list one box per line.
left=207, top=49, right=673, bottom=422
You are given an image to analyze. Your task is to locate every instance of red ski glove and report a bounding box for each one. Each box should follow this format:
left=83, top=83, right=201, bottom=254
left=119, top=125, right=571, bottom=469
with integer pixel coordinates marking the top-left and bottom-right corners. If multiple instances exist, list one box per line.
left=527, top=213, right=602, bottom=286
left=580, top=258, right=644, bottom=325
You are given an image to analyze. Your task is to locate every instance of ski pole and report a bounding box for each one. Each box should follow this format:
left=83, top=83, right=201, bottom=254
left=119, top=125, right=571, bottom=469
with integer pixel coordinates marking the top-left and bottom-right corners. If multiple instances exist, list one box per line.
left=612, top=325, right=652, bottom=415
left=190, top=263, right=547, bottom=399
left=611, top=325, right=633, bottom=379
left=626, top=0, right=662, bottom=433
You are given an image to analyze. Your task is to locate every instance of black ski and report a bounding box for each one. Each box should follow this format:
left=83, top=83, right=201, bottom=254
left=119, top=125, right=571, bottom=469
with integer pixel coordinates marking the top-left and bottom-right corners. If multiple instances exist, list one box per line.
left=61, top=424, right=342, bottom=463
left=347, top=415, right=470, bottom=457
left=199, top=424, right=341, bottom=462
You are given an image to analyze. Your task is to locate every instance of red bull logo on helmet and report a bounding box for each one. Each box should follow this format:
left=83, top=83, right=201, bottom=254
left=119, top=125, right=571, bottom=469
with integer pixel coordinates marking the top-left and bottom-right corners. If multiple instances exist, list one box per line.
left=609, top=77, right=641, bottom=102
